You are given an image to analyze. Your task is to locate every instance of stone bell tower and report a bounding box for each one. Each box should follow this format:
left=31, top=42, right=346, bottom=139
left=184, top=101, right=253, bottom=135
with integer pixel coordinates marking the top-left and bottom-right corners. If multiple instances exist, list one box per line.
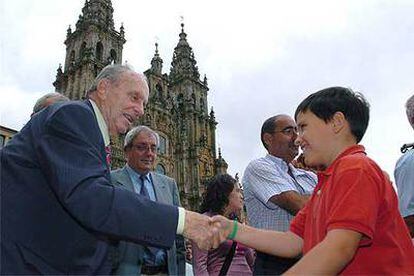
left=53, top=0, right=229, bottom=210
left=137, top=24, right=226, bottom=209
left=53, top=0, right=125, bottom=99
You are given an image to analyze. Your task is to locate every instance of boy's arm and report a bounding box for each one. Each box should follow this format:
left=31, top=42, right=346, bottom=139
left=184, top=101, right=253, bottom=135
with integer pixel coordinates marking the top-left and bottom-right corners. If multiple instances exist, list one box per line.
left=212, top=215, right=303, bottom=258
left=285, top=229, right=362, bottom=275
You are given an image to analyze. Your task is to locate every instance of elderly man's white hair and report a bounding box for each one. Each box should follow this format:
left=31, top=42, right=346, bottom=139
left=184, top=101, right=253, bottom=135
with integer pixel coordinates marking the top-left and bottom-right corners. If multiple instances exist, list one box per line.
left=85, top=64, right=148, bottom=98
left=406, top=94, right=414, bottom=129
left=124, top=125, right=159, bottom=150
left=32, top=92, right=69, bottom=115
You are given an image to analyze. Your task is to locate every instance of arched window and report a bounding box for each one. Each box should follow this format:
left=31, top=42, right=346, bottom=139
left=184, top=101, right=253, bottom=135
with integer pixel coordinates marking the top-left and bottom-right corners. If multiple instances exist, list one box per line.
left=155, top=83, right=163, bottom=99
left=96, top=42, right=103, bottom=61
left=79, top=42, right=87, bottom=59
left=70, top=50, right=75, bottom=62
left=110, top=49, right=117, bottom=64
left=155, top=164, right=166, bottom=175
left=200, top=99, right=205, bottom=111
left=94, top=65, right=99, bottom=77
left=177, top=94, right=184, bottom=111
left=158, top=135, right=167, bottom=155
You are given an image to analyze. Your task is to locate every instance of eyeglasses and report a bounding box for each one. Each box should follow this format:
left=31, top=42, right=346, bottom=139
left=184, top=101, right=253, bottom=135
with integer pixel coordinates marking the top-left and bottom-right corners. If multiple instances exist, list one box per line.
left=272, top=126, right=298, bottom=137
left=130, top=144, right=158, bottom=153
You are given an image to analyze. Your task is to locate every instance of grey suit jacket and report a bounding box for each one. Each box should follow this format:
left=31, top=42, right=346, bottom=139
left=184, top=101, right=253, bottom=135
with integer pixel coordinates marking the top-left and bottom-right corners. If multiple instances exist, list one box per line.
left=111, top=167, right=186, bottom=275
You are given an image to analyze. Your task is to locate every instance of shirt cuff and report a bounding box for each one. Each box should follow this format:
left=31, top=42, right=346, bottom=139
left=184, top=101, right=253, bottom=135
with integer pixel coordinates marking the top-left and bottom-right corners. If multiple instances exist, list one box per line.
left=176, top=207, right=185, bottom=234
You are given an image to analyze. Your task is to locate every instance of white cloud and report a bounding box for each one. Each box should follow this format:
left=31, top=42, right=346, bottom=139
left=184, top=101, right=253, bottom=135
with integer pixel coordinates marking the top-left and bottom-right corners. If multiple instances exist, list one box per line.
left=0, top=84, right=43, bottom=130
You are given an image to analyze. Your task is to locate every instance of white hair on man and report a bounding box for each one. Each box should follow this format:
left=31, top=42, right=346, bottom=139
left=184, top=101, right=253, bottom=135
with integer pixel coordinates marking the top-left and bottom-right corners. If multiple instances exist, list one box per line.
left=85, top=64, right=148, bottom=98
left=124, top=125, right=159, bottom=150
left=32, top=92, right=69, bottom=116
left=406, top=94, right=414, bottom=129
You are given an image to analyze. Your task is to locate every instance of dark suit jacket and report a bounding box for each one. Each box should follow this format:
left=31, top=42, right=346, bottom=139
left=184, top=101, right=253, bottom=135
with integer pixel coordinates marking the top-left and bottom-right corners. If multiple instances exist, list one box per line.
left=111, top=168, right=186, bottom=275
left=0, top=101, right=178, bottom=274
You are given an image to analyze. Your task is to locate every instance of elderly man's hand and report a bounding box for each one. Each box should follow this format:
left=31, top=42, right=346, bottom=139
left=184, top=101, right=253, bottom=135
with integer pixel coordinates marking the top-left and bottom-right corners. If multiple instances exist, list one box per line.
left=211, top=215, right=234, bottom=239
left=183, top=211, right=227, bottom=250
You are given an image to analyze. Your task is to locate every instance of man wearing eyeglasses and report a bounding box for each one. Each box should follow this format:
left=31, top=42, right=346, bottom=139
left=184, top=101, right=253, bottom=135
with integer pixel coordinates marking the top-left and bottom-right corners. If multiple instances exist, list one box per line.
left=111, top=125, right=186, bottom=275
left=242, top=114, right=317, bottom=275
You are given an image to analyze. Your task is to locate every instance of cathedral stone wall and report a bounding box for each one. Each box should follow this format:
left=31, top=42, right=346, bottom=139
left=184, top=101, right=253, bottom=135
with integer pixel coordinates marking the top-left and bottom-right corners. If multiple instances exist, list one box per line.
left=53, top=0, right=227, bottom=210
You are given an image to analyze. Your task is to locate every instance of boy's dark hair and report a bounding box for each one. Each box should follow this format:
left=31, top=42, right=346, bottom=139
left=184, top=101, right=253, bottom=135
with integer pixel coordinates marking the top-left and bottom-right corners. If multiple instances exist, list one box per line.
left=295, top=87, right=370, bottom=143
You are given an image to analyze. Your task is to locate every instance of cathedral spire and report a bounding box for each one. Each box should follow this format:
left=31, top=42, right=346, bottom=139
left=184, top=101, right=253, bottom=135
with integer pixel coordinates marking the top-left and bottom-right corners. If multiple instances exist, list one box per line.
left=169, top=23, right=200, bottom=82
left=215, top=147, right=228, bottom=175
left=55, top=0, right=125, bottom=98
left=150, top=42, right=163, bottom=75
left=203, top=74, right=208, bottom=86
left=75, top=0, right=115, bottom=31
left=120, top=23, right=125, bottom=38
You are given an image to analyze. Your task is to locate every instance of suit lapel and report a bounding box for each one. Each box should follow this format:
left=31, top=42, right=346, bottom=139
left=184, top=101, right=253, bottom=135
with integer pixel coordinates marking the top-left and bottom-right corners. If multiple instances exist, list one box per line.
left=151, top=173, right=169, bottom=204
left=116, top=167, right=135, bottom=192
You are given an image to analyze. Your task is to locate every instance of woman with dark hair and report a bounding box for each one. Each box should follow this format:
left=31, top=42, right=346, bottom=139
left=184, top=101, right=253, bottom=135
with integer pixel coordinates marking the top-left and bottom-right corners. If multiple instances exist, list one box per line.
left=192, top=174, right=255, bottom=276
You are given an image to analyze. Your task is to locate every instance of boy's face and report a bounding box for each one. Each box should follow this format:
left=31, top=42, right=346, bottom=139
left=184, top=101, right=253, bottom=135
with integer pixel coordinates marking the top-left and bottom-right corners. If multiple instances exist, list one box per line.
left=295, top=110, right=334, bottom=169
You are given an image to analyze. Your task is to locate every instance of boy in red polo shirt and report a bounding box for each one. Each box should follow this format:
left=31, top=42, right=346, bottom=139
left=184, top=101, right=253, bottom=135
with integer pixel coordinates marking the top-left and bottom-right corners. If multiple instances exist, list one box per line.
left=289, top=87, right=414, bottom=274
left=212, top=87, right=414, bottom=275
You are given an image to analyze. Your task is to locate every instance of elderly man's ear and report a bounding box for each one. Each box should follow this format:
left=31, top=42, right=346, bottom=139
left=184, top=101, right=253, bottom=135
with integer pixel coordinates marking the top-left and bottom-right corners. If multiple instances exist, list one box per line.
left=96, top=79, right=110, bottom=100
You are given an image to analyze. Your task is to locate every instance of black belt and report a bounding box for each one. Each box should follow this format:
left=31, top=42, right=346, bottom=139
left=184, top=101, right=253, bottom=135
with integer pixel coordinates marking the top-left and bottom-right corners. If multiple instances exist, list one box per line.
left=141, top=264, right=168, bottom=275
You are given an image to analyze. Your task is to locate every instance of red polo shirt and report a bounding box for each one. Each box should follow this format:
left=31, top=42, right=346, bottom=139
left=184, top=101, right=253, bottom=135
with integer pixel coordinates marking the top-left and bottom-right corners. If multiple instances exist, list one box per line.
left=290, top=145, right=414, bottom=274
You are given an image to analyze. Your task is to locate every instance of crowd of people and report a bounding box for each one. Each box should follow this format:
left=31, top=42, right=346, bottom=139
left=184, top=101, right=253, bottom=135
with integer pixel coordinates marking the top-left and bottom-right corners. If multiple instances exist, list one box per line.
left=1, top=64, right=413, bottom=275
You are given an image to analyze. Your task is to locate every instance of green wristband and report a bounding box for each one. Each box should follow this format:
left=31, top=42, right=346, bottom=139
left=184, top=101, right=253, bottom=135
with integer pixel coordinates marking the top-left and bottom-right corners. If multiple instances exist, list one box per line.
left=227, top=219, right=238, bottom=240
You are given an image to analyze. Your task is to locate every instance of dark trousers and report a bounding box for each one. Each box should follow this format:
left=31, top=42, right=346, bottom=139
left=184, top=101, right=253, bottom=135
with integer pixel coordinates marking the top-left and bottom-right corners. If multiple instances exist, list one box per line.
left=253, top=252, right=298, bottom=275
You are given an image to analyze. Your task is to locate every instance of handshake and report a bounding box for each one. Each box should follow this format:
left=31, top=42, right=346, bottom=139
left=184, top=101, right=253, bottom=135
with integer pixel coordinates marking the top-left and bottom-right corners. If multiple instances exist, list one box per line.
left=183, top=210, right=236, bottom=250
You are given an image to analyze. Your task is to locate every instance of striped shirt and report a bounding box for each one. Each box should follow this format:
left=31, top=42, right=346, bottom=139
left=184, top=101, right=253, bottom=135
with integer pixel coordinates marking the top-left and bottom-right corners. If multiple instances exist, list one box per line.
left=242, top=154, right=317, bottom=231
left=394, top=148, right=414, bottom=217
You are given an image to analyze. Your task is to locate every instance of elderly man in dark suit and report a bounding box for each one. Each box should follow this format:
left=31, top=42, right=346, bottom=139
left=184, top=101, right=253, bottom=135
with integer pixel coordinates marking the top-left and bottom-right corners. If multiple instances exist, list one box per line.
left=111, top=125, right=185, bottom=275
left=1, top=64, right=224, bottom=274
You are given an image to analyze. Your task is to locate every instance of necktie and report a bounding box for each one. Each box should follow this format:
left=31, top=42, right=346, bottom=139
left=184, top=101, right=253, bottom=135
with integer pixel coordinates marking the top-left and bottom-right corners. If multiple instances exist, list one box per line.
left=139, top=175, right=162, bottom=261
left=139, top=175, right=150, bottom=198
left=105, top=145, right=111, bottom=167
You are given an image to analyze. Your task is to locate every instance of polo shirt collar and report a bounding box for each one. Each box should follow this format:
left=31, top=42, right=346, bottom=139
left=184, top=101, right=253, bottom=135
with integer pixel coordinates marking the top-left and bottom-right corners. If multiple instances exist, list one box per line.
left=319, top=144, right=366, bottom=177
left=89, top=99, right=110, bottom=147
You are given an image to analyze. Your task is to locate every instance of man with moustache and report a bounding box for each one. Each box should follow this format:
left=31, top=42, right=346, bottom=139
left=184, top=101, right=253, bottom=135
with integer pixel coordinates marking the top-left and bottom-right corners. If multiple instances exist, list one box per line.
left=242, top=114, right=317, bottom=275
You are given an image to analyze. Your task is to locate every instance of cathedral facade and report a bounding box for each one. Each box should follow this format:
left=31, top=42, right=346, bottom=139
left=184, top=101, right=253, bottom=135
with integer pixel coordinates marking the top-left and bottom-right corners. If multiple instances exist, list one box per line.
left=53, top=0, right=227, bottom=210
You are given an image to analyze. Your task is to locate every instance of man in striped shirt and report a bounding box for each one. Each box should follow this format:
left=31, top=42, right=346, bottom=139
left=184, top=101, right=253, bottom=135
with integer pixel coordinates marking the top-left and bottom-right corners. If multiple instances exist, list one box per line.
left=242, top=114, right=317, bottom=275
